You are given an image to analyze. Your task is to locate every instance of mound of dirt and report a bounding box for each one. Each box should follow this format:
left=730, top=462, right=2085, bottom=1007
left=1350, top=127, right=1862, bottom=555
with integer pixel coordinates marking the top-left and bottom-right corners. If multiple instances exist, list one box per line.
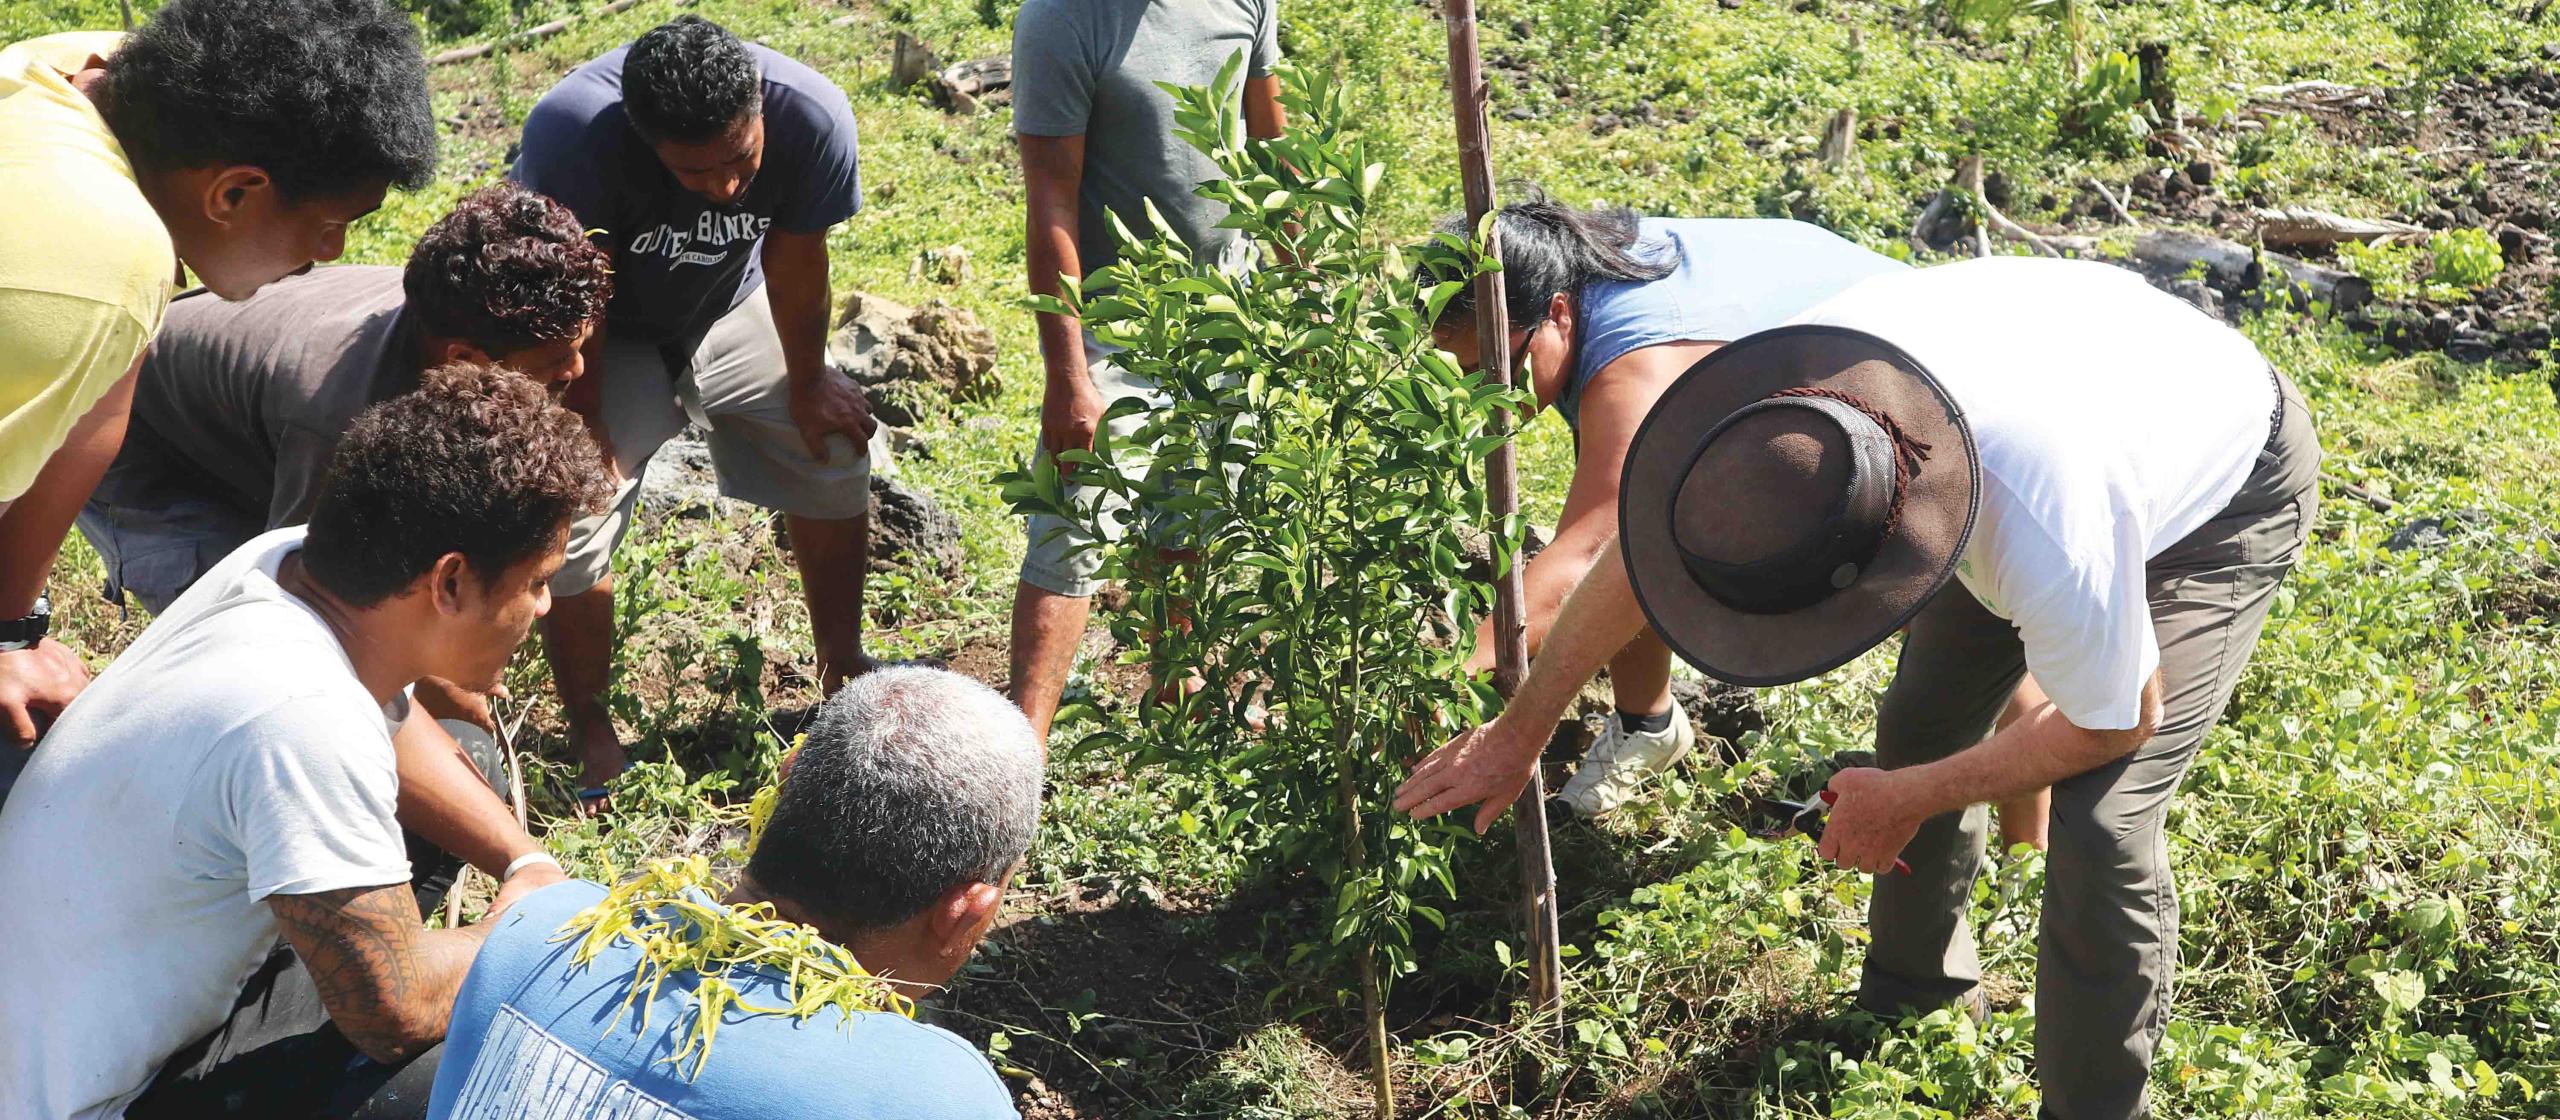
left=828, top=291, right=1002, bottom=428
left=869, top=476, right=963, bottom=579
left=637, top=431, right=962, bottom=581
left=637, top=435, right=737, bottom=520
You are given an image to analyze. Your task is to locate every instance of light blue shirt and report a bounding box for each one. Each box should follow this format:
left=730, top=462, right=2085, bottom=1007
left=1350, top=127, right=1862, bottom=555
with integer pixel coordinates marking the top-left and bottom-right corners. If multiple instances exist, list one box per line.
left=429, top=880, right=1017, bottom=1120
left=1559, top=218, right=1907, bottom=431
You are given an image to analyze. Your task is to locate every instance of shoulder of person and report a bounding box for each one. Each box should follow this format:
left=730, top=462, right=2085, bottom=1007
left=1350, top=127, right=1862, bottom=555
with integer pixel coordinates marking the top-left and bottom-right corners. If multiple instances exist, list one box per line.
left=861, top=1016, right=1019, bottom=1116
left=1009, top=0, right=1093, bottom=48
left=490, top=879, right=613, bottom=947
left=521, top=53, right=634, bottom=142
left=751, top=46, right=856, bottom=126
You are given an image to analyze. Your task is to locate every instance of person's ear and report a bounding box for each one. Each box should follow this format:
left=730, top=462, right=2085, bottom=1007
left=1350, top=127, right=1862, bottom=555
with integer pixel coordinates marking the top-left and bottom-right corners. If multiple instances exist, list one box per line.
left=1544, top=290, right=1576, bottom=336
left=432, top=340, right=492, bottom=368
left=201, top=166, right=273, bottom=228
left=926, top=880, right=1005, bottom=964
left=428, top=552, right=473, bottom=616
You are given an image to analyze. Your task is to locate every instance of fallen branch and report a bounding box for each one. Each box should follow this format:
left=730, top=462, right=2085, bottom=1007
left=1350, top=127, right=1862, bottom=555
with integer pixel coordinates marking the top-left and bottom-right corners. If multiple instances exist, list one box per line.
left=1961, top=156, right=2059, bottom=257
left=2089, top=176, right=2139, bottom=227
left=429, top=0, right=648, bottom=65
left=2047, top=228, right=2374, bottom=312
left=2336, top=479, right=2399, bottom=513
left=2247, top=79, right=2385, bottom=116
left=2256, top=207, right=2426, bottom=249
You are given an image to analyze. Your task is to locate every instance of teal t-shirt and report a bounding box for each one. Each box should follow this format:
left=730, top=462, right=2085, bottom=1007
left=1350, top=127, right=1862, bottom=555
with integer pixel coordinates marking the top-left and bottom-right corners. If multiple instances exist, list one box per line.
left=429, top=880, right=1016, bottom=1119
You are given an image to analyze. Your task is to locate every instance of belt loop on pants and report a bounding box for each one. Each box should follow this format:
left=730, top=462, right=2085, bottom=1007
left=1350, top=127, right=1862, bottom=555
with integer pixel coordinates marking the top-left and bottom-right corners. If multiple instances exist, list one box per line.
left=2258, top=363, right=2286, bottom=468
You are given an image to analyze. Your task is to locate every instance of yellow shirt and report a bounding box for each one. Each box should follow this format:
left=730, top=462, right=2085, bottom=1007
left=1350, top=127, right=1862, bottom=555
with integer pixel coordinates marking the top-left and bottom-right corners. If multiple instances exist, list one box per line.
left=0, top=31, right=174, bottom=503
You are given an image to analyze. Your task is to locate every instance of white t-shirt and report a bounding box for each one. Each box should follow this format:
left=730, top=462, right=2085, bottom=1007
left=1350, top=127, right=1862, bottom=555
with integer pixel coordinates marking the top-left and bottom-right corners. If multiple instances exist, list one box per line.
left=0, top=527, right=410, bottom=1119
left=1787, top=258, right=2275, bottom=730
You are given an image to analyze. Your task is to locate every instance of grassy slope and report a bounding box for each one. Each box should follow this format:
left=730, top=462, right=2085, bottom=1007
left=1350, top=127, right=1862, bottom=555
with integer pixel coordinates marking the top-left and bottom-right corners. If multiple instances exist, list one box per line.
left=21, top=0, right=2560, bottom=1115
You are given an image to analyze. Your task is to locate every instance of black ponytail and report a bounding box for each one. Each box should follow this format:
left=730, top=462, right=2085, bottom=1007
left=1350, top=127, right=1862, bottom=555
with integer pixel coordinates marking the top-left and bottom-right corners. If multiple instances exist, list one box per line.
left=1426, top=182, right=1675, bottom=329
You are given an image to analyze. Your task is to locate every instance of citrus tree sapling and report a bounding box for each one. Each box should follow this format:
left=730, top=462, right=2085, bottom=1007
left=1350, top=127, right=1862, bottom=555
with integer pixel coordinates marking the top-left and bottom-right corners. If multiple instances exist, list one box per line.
left=998, top=55, right=1528, bottom=1117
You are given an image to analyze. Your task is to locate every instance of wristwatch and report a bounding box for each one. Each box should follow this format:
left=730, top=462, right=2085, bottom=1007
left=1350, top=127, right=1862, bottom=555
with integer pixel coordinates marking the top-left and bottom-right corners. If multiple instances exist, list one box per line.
left=0, top=596, right=51, bottom=653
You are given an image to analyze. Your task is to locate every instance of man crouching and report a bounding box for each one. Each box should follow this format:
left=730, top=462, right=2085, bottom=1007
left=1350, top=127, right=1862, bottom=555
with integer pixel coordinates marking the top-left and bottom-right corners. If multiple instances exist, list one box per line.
left=0, top=363, right=612, bottom=1118
left=426, top=666, right=1038, bottom=1118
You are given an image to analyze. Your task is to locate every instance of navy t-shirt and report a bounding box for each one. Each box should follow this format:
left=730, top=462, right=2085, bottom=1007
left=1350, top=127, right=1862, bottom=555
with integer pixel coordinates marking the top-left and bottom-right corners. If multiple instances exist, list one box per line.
left=513, top=43, right=861, bottom=346
left=428, top=880, right=1018, bottom=1119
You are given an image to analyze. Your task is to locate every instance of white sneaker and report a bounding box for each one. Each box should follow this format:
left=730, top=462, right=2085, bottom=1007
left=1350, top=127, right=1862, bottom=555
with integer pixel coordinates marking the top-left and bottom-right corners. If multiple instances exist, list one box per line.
left=1553, top=702, right=1694, bottom=819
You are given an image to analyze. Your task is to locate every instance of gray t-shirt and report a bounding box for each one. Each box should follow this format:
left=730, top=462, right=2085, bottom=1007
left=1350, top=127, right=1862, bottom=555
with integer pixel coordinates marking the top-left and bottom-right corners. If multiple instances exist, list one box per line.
left=101, top=266, right=417, bottom=529
left=1011, top=0, right=1280, bottom=284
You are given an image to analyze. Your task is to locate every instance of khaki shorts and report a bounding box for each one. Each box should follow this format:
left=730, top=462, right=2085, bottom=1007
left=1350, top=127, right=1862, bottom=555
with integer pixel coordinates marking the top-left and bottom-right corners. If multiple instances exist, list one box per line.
left=557, top=282, right=873, bottom=595
left=1019, top=335, right=1172, bottom=598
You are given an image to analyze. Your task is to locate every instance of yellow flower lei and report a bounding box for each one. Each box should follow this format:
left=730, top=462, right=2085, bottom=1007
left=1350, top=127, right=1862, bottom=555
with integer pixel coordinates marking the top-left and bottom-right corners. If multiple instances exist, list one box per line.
left=551, top=761, right=913, bottom=1079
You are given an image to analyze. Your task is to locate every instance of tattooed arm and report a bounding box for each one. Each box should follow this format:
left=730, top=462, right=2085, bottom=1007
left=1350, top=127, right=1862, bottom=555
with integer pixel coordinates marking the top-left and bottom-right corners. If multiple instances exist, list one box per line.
left=267, top=884, right=493, bottom=1063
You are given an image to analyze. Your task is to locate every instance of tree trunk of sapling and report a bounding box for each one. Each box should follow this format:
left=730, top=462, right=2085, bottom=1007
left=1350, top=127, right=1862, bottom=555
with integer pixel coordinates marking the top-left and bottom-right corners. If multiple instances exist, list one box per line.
left=1333, top=630, right=1391, bottom=1120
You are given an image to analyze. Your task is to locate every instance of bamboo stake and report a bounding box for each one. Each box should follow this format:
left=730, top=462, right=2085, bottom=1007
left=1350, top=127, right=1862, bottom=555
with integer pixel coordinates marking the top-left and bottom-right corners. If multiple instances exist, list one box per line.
left=1442, top=0, right=1565, bottom=1028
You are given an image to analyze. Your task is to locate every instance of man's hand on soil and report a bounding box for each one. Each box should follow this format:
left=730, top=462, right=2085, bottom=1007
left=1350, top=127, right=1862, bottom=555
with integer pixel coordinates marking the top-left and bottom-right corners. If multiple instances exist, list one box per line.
left=788, top=370, right=878, bottom=463
left=1394, top=715, right=1542, bottom=836
left=0, top=638, right=89, bottom=746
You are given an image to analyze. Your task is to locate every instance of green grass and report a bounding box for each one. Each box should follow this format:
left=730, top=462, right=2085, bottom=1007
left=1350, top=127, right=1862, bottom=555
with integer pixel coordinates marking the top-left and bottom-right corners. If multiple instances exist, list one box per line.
left=21, top=0, right=2560, bottom=1115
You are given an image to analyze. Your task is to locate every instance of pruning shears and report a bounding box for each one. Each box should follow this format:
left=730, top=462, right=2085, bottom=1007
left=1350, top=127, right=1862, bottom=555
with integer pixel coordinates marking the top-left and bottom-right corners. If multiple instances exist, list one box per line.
left=1754, top=792, right=1912, bottom=876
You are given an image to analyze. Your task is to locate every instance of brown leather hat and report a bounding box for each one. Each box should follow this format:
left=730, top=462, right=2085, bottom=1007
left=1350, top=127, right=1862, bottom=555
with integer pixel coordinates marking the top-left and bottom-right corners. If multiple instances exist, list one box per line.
left=1618, top=325, right=1980, bottom=686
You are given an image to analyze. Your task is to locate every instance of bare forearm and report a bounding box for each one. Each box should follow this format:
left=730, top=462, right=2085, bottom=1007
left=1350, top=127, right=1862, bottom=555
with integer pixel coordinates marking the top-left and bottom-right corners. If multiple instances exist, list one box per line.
left=1027, top=224, right=1086, bottom=389
left=763, top=233, right=835, bottom=391
left=1244, top=74, right=1285, bottom=140
left=1502, top=536, right=1647, bottom=730
left=271, top=886, right=488, bottom=1063
left=1468, top=527, right=1608, bottom=674
left=1901, top=684, right=2157, bottom=815
left=0, top=364, right=136, bottom=614
left=392, top=706, right=539, bottom=878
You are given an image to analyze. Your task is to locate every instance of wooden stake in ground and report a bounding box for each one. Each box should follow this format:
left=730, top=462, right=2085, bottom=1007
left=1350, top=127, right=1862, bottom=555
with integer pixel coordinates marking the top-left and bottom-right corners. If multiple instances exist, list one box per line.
left=1442, top=0, right=1566, bottom=1030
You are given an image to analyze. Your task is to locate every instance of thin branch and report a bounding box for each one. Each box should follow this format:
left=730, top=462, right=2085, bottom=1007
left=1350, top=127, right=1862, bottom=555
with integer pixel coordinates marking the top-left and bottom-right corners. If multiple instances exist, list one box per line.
left=428, top=0, right=649, bottom=66
left=1961, top=156, right=2059, bottom=257
left=2089, top=176, right=2139, bottom=227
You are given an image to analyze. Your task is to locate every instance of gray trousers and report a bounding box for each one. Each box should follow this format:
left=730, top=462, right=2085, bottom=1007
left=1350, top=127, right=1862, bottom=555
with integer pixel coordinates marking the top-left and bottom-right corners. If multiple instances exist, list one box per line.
left=1860, top=374, right=2318, bottom=1120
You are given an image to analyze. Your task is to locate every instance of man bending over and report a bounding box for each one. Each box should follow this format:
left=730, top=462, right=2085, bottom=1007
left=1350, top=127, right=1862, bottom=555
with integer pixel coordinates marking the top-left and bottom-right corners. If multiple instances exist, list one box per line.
left=0, top=364, right=613, bottom=1118
left=428, top=666, right=1037, bottom=1118
left=0, top=0, right=436, bottom=748
left=78, top=181, right=610, bottom=617
left=514, top=15, right=876, bottom=800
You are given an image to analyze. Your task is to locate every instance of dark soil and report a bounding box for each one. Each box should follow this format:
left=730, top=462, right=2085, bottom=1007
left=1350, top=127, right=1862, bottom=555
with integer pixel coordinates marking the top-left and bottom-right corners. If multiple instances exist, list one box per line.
left=2384, top=70, right=2560, bottom=363
left=2064, top=70, right=2560, bottom=366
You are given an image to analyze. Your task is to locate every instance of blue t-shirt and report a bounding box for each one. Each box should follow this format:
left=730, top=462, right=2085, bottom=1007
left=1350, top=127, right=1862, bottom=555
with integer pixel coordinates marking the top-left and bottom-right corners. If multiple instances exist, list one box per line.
left=513, top=43, right=861, bottom=346
left=428, top=880, right=1017, bottom=1120
left=1558, top=218, right=1906, bottom=431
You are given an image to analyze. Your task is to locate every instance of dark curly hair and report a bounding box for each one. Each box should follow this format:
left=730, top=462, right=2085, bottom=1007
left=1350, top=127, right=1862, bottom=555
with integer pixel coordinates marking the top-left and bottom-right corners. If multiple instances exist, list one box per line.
left=303, top=362, right=612, bottom=607
left=403, top=183, right=612, bottom=354
left=622, top=16, right=762, bottom=143
left=1425, top=182, right=1674, bottom=330
left=96, top=0, right=438, bottom=200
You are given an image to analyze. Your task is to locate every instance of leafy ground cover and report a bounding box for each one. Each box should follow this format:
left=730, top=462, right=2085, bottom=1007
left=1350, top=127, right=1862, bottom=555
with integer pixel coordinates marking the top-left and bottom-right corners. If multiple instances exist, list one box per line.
left=22, top=0, right=2560, bottom=1115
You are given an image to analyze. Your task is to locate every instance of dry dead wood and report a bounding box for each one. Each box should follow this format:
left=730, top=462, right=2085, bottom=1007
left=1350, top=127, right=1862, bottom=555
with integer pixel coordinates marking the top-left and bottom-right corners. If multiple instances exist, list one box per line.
left=429, top=0, right=648, bottom=65
left=1818, top=108, right=1859, bottom=170
left=2255, top=207, right=2428, bottom=249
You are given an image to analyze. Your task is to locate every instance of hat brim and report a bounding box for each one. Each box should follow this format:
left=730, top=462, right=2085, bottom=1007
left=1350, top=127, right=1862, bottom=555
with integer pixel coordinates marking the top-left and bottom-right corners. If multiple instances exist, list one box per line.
left=1618, top=325, right=1980, bottom=687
